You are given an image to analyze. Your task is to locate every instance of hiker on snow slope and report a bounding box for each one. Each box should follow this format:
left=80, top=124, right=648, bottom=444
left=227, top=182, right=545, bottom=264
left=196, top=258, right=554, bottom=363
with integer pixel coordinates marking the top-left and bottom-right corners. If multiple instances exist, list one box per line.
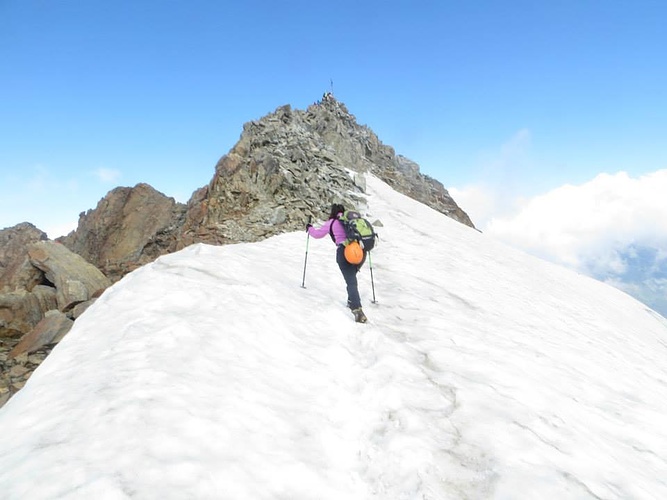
left=306, top=203, right=368, bottom=323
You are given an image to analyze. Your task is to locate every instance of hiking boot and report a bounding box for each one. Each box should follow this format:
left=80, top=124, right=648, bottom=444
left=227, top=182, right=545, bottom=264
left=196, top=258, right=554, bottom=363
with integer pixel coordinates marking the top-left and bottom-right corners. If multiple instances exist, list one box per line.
left=352, top=308, right=367, bottom=323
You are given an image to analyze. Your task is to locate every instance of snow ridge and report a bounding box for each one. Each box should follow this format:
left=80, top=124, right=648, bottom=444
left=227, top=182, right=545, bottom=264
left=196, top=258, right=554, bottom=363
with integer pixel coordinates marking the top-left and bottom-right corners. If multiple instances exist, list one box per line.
left=0, top=176, right=666, bottom=499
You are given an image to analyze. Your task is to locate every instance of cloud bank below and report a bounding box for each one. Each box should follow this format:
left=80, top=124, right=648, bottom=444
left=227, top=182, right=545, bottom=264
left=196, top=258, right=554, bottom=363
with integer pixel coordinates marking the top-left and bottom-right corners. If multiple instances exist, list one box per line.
left=453, top=169, right=667, bottom=318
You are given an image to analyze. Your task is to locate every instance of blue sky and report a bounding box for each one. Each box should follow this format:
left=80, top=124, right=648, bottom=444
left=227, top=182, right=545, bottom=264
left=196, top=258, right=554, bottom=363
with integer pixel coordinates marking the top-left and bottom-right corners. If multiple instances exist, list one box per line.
left=2, top=1, right=667, bottom=313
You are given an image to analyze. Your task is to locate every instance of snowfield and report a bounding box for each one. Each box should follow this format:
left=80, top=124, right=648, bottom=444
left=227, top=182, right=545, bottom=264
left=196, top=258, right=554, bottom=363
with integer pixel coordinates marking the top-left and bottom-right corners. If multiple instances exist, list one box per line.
left=1, top=176, right=666, bottom=499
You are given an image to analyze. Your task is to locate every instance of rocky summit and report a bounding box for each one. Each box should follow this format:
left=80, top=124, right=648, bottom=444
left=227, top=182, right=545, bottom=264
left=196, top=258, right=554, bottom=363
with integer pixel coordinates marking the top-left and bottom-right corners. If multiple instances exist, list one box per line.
left=1, top=95, right=472, bottom=407
left=61, top=94, right=473, bottom=280
left=180, top=94, right=473, bottom=247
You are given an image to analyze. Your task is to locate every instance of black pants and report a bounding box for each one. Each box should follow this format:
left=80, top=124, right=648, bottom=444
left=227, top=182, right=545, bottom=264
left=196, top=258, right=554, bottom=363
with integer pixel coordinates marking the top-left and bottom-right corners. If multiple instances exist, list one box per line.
left=336, top=245, right=365, bottom=309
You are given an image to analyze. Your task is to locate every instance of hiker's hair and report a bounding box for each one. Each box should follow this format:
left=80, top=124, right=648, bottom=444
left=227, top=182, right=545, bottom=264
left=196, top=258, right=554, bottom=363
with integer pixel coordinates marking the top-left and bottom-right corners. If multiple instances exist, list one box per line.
left=329, top=203, right=345, bottom=220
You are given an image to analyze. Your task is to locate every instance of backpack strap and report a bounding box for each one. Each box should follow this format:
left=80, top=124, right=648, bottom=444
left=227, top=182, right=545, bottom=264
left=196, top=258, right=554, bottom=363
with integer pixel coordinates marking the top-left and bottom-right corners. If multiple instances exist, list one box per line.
left=328, top=217, right=337, bottom=243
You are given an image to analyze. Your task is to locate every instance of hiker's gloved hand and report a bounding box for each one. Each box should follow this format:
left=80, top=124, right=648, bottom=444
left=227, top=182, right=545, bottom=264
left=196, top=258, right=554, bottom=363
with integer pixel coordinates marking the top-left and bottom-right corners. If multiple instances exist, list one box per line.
left=306, top=223, right=312, bottom=232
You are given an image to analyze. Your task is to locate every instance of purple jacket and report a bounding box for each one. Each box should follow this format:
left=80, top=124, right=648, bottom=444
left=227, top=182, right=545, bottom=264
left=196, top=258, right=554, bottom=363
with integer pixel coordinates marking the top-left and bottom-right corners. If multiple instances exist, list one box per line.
left=308, top=218, right=347, bottom=245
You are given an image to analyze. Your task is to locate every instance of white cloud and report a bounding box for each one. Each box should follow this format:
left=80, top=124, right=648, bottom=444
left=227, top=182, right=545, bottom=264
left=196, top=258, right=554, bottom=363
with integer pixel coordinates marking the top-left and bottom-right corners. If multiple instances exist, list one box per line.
left=452, top=169, right=667, bottom=316
left=95, top=167, right=122, bottom=183
left=449, top=185, right=497, bottom=228
left=482, top=169, right=667, bottom=273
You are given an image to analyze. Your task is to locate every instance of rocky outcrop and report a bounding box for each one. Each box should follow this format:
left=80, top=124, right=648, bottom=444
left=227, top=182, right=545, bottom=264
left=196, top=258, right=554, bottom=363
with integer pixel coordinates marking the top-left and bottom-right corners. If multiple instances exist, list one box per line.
left=1, top=224, right=57, bottom=338
left=178, top=107, right=368, bottom=245
left=0, top=286, right=57, bottom=338
left=59, top=183, right=187, bottom=281
left=9, top=310, right=73, bottom=359
left=390, top=155, right=472, bottom=225
left=26, top=241, right=110, bottom=310
left=0, top=228, right=110, bottom=408
left=178, top=96, right=473, bottom=246
left=0, top=222, right=48, bottom=292
left=0, top=338, right=52, bottom=408
left=59, top=96, right=473, bottom=272
left=302, top=96, right=473, bottom=226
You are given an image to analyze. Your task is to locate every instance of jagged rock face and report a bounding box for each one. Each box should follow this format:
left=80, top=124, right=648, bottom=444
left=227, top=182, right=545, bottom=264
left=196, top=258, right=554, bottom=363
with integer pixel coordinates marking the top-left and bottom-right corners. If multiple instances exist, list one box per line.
left=0, top=337, right=52, bottom=408
left=180, top=97, right=473, bottom=245
left=9, top=310, right=73, bottom=359
left=27, top=241, right=110, bottom=311
left=59, top=183, right=187, bottom=281
left=179, top=106, right=367, bottom=245
left=58, top=97, right=473, bottom=269
left=0, top=239, right=108, bottom=407
left=0, top=289, right=53, bottom=338
left=0, top=237, right=109, bottom=339
left=390, top=156, right=474, bottom=226
left=0, top=224, right=53, bottom=338
left=0, top=223, right=48, bottom=292
left=302, top=97, right=473, bottom=226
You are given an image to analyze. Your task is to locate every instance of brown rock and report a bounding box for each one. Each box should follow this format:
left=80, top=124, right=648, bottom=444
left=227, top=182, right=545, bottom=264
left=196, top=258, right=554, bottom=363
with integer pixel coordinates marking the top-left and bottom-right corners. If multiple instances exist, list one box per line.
left=57, top=96, right=474, bottom=283
left=0, top=290, right=46, bottom=337
left=0, top=255, right=44, bottom=292
left=32, top=284, right=58, bottom=312
left=9, top=310, right=73, bottom=358
left=58, top=183, right=187, bottom=281
left=72, top=299, right=96, bottom=319
left=0, top=222, right=47, bottom=292
left=179, top=97, right=474, bottom=248
left=9, top=364, right=29, bottom=377
left=27, top=241, right=110, bottom=310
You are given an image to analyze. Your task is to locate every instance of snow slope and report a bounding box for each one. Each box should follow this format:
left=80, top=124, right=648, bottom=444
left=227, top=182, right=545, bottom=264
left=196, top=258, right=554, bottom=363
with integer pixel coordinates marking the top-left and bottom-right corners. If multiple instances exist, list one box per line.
left=1, top=176, right=666, bottom=499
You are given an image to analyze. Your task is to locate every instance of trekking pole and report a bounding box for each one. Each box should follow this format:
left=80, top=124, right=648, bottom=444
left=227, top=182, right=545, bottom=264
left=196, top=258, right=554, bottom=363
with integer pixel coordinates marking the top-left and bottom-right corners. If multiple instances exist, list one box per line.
left=301, top=216, right=312, bottom=288
left=368, top=251, right=377, bottom=303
